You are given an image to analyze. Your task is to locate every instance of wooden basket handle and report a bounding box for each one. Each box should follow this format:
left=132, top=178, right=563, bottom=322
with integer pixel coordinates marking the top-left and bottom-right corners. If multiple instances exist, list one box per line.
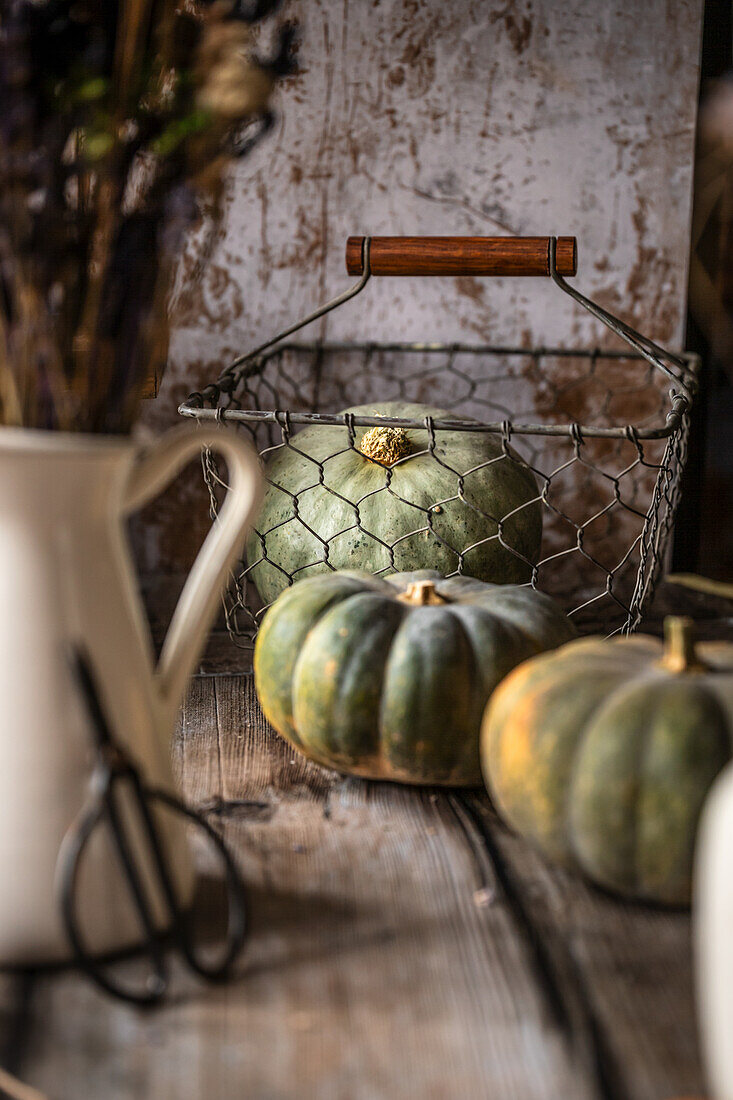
left=346, top=236, right=577, bottom=277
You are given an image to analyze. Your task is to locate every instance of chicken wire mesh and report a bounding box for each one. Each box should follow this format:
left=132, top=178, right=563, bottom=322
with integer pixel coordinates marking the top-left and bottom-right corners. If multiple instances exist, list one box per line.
left=181, top=339, right=698, bottom=644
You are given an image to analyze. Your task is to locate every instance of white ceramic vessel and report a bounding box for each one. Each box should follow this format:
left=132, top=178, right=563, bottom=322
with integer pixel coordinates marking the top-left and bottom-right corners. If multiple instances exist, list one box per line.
left=696, top=762, right=733, bottom=1099
left=0, top=424, right=260, bottom=964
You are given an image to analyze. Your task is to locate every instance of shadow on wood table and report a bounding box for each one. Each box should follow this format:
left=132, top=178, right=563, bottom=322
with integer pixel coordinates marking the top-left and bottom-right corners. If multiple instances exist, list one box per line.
left=0, top=657, right=706, bottom=1100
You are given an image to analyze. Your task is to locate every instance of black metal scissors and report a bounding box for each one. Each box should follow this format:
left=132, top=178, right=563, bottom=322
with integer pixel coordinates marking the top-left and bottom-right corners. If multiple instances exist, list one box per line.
left=57, top=648, right=247, bottom=1006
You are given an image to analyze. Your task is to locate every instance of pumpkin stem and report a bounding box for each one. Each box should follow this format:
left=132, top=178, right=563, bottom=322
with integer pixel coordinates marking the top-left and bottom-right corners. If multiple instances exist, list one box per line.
left=662, top=616, right=708, bottom=673
left=397, top=580, right=448, bottom=606
left=359, top=425, right=410, bottom=465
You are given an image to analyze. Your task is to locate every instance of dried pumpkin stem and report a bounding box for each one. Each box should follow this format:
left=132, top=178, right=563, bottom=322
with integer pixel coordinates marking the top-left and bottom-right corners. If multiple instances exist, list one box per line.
left=359, top=425, right=410, bottom=465
left=661, top=616, right=708, bottom=673
left=397, top=580, right=448, bottom=606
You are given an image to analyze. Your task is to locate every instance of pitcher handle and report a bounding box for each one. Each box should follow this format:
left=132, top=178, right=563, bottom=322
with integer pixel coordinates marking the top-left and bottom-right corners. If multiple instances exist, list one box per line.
left=123, top=425, right=261, bottom=720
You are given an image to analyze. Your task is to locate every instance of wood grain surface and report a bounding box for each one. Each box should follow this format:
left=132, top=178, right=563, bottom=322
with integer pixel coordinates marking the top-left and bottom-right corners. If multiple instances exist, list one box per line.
left=345, top=236, right=578, bottom=277
left=0, top=667, right=705, bottom=1100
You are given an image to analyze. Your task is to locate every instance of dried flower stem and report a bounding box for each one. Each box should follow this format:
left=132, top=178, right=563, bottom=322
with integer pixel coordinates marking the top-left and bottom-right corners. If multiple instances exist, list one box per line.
left=0, top=0, right=296, bottom=433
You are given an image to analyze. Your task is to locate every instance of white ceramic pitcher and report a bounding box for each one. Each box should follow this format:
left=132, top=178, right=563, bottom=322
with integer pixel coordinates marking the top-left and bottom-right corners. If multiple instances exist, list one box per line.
left=696, top=762, right=733, bottom=1099
left=0, top=424, right=260, bottom=965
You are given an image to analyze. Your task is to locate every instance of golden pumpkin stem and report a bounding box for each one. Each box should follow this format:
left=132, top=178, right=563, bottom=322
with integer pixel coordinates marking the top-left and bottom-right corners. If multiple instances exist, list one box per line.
left=359, top=425, right=410, bottom=465
left=397, top=580, right=449, bottom=606
left=661, top=616, right=708, bottom=673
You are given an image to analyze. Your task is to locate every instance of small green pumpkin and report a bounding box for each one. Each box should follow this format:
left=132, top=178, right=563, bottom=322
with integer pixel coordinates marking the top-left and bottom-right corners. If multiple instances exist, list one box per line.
left=246, top=401, right=543, bottom=606
left=254, top=569, right=575, bottom=786
left=482, top=618, right=733, bottom=905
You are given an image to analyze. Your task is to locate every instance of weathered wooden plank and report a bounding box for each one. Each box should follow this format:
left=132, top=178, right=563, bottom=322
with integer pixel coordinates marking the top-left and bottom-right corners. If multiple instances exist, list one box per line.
left=6, top=676, right=704, bottom=1100
left=463, top=793, right=705, bottom=1100
left=12, top=675, right=591, bottom=1100
left=137, top=0, right=704, bottom=596
left=174, top=675, right=587, bottom=1098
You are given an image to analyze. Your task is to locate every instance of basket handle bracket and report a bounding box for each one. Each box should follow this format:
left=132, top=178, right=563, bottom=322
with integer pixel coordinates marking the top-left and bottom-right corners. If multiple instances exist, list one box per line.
left=182, top=234, right=694, bottom=413
left=546, top=238, right=695, bottom=403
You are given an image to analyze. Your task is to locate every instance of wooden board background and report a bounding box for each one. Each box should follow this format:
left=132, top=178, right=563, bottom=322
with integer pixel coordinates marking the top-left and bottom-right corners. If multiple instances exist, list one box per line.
left=133, top=0, right=704, bottom=602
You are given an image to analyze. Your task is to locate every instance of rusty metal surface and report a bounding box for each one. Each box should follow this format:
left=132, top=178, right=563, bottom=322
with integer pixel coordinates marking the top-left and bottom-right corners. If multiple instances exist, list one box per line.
left=136, top=0, right=703, bottom=582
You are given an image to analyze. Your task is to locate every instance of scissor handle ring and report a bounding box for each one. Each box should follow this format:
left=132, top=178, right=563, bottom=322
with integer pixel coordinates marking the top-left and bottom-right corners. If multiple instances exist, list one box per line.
left=57, top=784, right=248, bottom=1006
left=148, top=787, right=248, bottom=982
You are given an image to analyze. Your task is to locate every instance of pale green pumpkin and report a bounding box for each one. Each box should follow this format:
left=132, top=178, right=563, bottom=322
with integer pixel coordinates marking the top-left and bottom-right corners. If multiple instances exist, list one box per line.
left=246, top=401, right=542, bottom=606
left=482, top=618, right=733, bottom=905
left=254, top=569, right=576, bottom=786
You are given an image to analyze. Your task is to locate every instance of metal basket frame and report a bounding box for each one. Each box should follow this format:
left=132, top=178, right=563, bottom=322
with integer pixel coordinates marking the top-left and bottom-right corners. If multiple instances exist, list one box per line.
left=180, top=237, right=699, bottom=644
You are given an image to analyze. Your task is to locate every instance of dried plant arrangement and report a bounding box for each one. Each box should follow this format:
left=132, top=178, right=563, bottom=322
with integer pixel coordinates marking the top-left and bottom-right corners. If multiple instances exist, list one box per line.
left=0, top=0, right=295, bottom=432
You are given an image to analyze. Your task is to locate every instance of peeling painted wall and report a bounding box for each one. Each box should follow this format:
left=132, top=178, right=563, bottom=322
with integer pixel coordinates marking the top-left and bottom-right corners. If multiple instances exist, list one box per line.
left=136, top=0, right=703, bottom=625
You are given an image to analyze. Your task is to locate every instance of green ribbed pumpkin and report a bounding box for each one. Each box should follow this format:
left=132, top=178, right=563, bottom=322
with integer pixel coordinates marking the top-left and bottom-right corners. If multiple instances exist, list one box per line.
left=482, top=618, right=733, bottom=905
left=254, top=569, right=575, bottom=786
left=246, top=401, right=542, bottom=606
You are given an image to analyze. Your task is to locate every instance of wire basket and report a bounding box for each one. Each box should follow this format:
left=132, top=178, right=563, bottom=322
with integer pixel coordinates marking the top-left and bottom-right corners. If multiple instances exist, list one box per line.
left=180, top=236, right=699, bottom=645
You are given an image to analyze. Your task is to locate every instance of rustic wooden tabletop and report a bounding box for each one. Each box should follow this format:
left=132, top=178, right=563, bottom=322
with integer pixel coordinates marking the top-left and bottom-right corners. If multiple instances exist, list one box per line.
left=3, top=578, right=724, bottom=1100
